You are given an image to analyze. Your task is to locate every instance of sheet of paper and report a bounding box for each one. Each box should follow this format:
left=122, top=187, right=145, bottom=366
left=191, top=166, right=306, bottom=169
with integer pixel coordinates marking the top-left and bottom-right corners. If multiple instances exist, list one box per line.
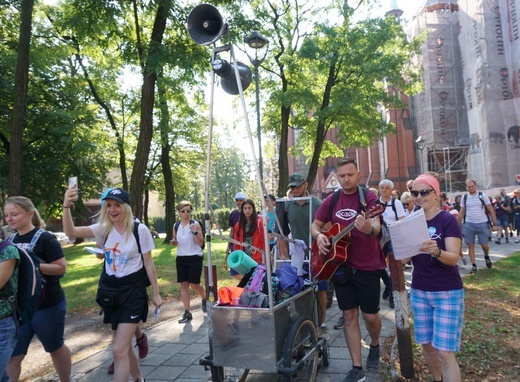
left=84, top=247, right=104, bottom=255
left=387, top=208, right=430, bottom=260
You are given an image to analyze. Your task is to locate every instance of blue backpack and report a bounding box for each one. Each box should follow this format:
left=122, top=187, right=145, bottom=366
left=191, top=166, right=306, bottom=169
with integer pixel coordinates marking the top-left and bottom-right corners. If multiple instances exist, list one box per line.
left=0, top=238, right=42, bottom=328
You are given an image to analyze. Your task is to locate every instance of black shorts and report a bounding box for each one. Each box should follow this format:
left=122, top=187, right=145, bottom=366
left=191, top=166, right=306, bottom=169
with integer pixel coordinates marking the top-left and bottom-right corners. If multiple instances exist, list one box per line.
left=334, top=268, right=381, bottom=314
left=176, top=255, right=203, bottom=284
left=102, top=286, right=148, bottom=331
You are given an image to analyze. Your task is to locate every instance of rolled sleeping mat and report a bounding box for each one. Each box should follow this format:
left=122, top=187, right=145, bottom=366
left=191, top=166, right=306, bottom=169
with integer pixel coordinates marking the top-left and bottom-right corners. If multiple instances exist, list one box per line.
left=227, top=250, right=258, bottom=275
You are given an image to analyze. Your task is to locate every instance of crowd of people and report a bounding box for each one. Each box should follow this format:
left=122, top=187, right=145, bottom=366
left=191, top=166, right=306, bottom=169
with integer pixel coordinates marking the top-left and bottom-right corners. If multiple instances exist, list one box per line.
left=0, top=159, right=517, bottom=382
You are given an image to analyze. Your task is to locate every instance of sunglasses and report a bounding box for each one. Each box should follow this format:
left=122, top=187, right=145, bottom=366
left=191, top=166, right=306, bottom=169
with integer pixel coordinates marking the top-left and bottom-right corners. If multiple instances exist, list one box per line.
left=289, top=184, right=303, bottom=190
left=410, top=189, right=434, bottom=198
left=179, top=209, right=191, bottom=213
left=403, top=203, right=410, bottom=207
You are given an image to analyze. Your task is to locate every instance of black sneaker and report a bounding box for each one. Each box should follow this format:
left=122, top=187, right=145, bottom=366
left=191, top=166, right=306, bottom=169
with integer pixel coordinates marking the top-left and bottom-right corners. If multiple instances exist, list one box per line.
left=470, top=265, right=478, bottom=274
left=485, top=256, right=492, bottom=269
left=388, top=297, right=394, bottom=309
left=366, top=344, right=380, bottom=371
left=344, top=367, right=366, bottom=382
left=202, top=299, right=207, bottom=313
left=495, top=238, right=501, bottom=244
left=382, top=286, right=391, bottom=300
left=334, top=316, right=344, bottom=330
left=178, top=310, right=192, bottom=323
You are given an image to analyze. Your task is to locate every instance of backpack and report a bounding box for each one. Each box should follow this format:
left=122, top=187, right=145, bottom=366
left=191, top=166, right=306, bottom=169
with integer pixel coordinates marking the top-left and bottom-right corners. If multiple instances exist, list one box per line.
left=0, top=240, right=42, bottom=328
left=462, top=192, right=491, bottom=225
left=377, top=197, right=398, bottom=240
left=174, top=219, right=206, bottom=249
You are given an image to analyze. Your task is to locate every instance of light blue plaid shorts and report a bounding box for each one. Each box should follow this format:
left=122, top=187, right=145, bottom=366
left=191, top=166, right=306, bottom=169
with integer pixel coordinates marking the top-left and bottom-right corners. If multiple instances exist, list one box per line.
left=410, top=288, right=464, bottom=352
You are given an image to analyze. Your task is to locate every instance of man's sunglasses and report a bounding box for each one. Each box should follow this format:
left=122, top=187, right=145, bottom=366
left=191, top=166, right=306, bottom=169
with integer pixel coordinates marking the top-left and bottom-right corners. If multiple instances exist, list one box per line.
left=179, top=209, right=191, bottom=213
left=410, top=189, right=434, bottom=198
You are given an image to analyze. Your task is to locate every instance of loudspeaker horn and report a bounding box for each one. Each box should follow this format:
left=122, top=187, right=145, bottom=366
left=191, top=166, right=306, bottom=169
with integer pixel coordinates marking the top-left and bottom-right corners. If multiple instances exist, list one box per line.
left=187, top=4, right=227, bottom=46
left=212, top=59, right=252, bottom=95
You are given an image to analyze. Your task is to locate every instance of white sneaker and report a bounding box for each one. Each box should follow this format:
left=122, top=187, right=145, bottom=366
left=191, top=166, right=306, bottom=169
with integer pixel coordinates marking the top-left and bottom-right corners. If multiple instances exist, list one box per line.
left=319, top=324, right=330, bottom=340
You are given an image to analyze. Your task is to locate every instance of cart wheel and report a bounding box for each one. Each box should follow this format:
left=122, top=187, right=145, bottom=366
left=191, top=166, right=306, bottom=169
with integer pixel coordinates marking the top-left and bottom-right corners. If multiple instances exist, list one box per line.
left=320, top=340, right=330, bottom=367
left=282, top=316, right=319, bottom=382
left=210, top=365, right=249, bottom=382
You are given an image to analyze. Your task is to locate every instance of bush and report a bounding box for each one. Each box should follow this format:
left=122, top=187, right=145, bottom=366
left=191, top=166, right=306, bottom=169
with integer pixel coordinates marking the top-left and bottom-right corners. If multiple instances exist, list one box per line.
left=192, top=208, right=231, bottom=231
left=149, top=216, right=166, bottom=232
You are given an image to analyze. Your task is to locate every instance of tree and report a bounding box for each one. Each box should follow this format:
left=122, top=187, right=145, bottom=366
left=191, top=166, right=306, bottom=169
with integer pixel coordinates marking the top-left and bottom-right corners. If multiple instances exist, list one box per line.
left=9, top=0, right=34, bottom=196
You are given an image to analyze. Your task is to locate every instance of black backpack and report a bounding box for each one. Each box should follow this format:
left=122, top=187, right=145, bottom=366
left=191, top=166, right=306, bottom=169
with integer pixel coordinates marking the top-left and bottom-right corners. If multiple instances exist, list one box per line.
left=0, top=241, right=42, bottom=328
left=174, top=219, right=206, bottom=249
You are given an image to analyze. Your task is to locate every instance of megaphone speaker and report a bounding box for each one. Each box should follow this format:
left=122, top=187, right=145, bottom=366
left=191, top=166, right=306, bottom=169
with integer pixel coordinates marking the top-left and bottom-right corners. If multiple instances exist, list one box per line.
left=187, top=4, right=227, bottom=46
left=212, top=59, right=252, bottom=95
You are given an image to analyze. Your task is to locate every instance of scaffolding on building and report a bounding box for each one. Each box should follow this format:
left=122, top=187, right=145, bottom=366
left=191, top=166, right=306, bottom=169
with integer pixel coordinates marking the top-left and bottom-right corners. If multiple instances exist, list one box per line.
left=427, top=145, right=468, bottom=192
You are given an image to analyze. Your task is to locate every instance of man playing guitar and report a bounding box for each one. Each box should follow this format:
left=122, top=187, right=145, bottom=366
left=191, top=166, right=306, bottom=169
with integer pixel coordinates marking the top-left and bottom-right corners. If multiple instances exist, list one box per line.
left=311, top=158, right=386, bottom=382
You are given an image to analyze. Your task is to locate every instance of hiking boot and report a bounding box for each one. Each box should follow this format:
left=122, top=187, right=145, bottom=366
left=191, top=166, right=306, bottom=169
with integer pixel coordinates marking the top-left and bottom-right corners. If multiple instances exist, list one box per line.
left=344, top=367, right=366, bottom=382
left=388, top=297, right=394, bottom=309
left=178, top=310, right=192, bottom=323
left=382, top=286, right=391, bottom=300
left=366, top=343, right=380, bottom=371
left=107, top=361, right=114, bottom=374
left=470, top=265, right=478, bottom=274
left=202, top=299, right=207, bottom=313
left=334, top=316, right=344, bottom=330
left=495, top=238, right=501, bottom=244
left=485, top=256, right=492, bottom=269
left=135, top=333, right=148, bottom=359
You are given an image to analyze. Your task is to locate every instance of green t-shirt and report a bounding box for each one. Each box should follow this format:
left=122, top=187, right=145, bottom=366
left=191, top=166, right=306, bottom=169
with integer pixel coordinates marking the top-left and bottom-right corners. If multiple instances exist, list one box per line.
left=0, top=243, right=20, bottom=318
left=285, top=196, right=323, bottom=247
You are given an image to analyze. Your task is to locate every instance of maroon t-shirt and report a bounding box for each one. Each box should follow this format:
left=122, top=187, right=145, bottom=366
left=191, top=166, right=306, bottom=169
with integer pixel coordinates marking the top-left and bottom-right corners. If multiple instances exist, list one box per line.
left=315, top=189, right=386, bottom=272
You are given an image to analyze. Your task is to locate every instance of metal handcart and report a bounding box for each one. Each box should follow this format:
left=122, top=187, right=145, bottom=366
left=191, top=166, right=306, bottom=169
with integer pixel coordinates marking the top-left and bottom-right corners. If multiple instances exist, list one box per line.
left=186, top=4, right=330, bottom=380
left=201, top=196, right=329, bottom=382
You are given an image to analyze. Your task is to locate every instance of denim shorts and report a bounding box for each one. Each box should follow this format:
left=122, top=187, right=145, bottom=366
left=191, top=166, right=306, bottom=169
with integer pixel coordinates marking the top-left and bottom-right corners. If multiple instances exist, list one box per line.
left=497, top=215, right=510, bottom=228
left=462, top=222, right=491, bottom=245
left=12, top=299, right=67, bottom=356
left=410, top=288, right=464, bottom=352
left=0, top=317, right=17, bottom=377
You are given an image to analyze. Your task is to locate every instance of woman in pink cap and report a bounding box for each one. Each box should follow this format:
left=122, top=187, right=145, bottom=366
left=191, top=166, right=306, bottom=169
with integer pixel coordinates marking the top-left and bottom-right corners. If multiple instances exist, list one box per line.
left=401, top=173, right=463, bottom=382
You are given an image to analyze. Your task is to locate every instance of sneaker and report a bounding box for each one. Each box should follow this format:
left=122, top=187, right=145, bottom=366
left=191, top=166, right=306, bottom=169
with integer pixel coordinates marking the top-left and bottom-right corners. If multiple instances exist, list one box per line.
left=319, top=324, right=330, bottom=340
left=382, top=286, right=391, bottom=300
left=135, top=333, right=148, bottom=359
left=461, top=257, right=467, bottom=266
left=495, top=238, right=501, bottom=244
left=516, top=238, right=520, bottom=243
left=202, top=299, right=207, bottom=313
left=470, top=265, right=478, bottom=274
left=344, top=367, right=366, bottom=382
left=107, top=361, right=114, bottom=374
left=506, top=238, right=509, bottom=244
left=485, top=256, right=492, bottom=269
left=334, top=316, right=344, bottom=330
left=366, top=343, right=380, bottom=371
left=388, top=297, right=394, bottom=309
left=178, top=310, right=192, bottom=323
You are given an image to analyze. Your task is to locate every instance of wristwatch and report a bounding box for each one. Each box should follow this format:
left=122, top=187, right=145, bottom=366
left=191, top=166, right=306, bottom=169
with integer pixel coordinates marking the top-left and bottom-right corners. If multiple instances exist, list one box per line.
left=192, top=231, right=198, bottom=235
left=432, top=247, right=441, bottom=258
left=366, top=227, right=375, bottom=237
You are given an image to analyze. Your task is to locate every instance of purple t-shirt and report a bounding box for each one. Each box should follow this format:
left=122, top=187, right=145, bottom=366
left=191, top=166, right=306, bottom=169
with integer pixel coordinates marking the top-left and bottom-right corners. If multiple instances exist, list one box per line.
left=411, top=210, right=463, bottom=291
left=315, top=189, right=386, bottom=272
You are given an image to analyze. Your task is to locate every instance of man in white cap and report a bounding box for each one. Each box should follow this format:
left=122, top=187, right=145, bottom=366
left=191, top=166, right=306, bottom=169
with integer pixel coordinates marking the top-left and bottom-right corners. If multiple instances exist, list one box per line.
left=225, top=192, right=246, bottom=279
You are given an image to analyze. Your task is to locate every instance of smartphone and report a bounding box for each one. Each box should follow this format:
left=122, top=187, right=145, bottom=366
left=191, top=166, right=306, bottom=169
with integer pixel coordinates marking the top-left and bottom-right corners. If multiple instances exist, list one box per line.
left=68, top=176, right=78, bottom=188
left=154, top=307, right=161, bottom=322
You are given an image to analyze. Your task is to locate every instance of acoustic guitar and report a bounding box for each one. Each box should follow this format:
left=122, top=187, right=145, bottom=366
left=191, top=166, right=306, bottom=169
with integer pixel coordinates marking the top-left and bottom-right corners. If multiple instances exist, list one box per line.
left=310, top=204, right=384, bottom=280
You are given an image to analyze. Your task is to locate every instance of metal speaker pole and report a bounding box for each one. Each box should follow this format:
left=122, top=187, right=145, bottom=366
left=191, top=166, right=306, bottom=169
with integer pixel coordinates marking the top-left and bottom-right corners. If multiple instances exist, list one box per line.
left=187, top=3, right=227, bottom=46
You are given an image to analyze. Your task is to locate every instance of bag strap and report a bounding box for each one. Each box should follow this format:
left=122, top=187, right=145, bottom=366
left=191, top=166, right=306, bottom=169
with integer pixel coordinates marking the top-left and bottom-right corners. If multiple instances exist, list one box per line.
left=29, top=229, right=46, bottom=252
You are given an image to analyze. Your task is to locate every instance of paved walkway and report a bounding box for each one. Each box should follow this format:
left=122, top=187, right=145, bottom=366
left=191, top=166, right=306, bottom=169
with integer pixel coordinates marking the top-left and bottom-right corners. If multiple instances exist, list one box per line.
left=33, top=238, right=517, bottom=382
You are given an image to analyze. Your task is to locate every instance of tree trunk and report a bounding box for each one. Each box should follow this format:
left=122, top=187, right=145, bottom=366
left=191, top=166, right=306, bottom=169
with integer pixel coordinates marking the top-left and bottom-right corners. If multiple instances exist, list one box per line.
left=9, top=0, right=34, bottom=196
left=130, top=0, right=171, bottom=219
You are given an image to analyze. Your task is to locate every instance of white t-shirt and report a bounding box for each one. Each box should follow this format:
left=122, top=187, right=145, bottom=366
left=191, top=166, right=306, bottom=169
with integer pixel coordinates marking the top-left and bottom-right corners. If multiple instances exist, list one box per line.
left=462, top=192, right=491, bottom=224
left=89, top=223, right=155, bottom=278
left=379, top=197, right=406, bottom=224
left=176, top=221, right=203, bottom=257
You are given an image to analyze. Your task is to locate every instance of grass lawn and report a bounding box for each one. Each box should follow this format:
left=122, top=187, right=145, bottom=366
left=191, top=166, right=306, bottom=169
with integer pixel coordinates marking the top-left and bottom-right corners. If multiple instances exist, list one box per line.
left=385, top=251, right=520, bottom=381
left=61, top=234, right=238, bottom=314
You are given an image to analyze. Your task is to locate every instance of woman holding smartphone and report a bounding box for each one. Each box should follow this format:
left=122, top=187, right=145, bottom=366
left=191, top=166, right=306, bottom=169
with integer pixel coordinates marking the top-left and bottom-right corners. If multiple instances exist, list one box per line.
left=63, top=186, right=161, bottom=382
